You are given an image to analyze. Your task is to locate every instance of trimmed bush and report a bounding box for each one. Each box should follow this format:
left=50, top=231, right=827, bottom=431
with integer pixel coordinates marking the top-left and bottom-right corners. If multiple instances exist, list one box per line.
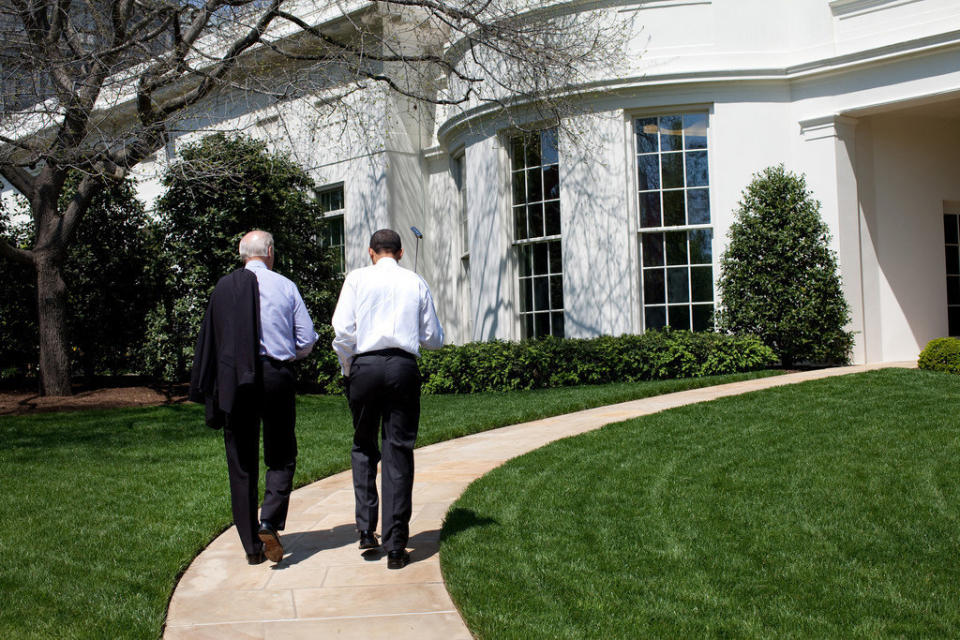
left=348, top=330, right=776, bottom=395
left=917, top=338, right=960, bottom=374
left=717, top=165, right=854, bottom=367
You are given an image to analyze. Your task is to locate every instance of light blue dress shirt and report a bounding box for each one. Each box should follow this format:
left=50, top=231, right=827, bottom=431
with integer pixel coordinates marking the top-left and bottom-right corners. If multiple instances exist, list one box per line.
left=244, top=260, right=318, bottom=361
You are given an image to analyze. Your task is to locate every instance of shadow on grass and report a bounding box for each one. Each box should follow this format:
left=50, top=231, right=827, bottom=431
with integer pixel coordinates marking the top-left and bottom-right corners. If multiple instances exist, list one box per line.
left=441, top=508, right=499, bottom=542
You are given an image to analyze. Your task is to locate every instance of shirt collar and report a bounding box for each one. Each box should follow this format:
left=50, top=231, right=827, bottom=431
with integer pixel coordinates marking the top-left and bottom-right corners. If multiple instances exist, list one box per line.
left=375, top=257, right=398, bottom=268
left=245, top=260, right=268, bottom=271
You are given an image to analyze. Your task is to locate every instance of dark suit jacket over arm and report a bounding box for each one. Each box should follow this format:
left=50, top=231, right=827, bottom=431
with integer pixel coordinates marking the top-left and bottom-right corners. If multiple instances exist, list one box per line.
left=189, top=268, right=261, bottom=428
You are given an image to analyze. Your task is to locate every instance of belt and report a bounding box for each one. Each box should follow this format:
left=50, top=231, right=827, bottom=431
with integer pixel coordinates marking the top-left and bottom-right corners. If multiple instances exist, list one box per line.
left=260, top=355, right=293, bottom=368
left=354, top=348, right=415, bottom=360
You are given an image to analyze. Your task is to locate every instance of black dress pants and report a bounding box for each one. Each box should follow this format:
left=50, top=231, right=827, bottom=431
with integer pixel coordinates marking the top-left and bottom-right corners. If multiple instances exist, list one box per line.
left=347, top=349, right=421, bottom=552
left=224, top=358, right=297, bottom=555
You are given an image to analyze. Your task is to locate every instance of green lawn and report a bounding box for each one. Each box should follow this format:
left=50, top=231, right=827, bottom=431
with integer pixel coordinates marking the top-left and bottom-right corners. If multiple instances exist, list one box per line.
left=440, top=368, right=960, bottom=639
left=0, top=370, right=777, bottom=639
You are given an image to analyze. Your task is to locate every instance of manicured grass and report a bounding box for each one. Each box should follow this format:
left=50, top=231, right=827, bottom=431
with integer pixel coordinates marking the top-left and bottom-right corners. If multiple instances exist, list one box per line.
left=0, top=370, right=777, bottom=639
left=440, top=368, right=960, bottom=639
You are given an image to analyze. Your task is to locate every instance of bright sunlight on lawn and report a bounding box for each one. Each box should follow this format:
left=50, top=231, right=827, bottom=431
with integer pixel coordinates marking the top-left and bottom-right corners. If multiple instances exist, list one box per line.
left=440, top=368, right=960, bottom=639
left=0, top=371, right=778, bottom=639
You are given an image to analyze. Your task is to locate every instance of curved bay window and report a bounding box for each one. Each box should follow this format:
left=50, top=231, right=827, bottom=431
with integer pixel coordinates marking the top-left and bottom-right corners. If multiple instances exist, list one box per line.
left=511, top=128, right=564, bottom=338
left=635, top=113, right=714, bottom=331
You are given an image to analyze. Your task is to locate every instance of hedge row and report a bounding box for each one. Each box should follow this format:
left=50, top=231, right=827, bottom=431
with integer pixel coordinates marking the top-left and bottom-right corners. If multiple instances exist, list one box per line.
left=405, top=330, right=777, bottom=395
left=918, top=337, right=960, bottom=374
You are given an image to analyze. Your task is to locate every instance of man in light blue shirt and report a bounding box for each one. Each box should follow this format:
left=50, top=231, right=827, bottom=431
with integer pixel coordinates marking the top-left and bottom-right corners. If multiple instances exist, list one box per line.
left=230, top=230, right=317, bottom=564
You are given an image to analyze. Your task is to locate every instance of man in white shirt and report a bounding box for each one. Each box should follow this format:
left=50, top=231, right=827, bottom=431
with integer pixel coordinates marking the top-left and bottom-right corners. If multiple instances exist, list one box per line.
left=332, top=229, right=444, bottom=569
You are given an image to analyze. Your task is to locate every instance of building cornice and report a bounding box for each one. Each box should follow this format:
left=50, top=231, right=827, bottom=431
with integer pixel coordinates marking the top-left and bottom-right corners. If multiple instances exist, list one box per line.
left=437, top=27, right=960, bottom=145
left=829, top=0, right=925, bottom=19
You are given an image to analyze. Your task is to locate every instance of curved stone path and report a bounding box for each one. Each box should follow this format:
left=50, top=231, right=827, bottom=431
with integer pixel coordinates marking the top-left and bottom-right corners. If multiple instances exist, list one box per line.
left=163, top=362, right=912, bottom=639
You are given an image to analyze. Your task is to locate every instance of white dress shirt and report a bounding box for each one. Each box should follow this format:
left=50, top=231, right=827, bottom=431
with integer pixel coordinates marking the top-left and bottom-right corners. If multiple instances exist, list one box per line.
left=245, top=260, right=319, bottom=361
left=331, top=257, right=444, bottom=376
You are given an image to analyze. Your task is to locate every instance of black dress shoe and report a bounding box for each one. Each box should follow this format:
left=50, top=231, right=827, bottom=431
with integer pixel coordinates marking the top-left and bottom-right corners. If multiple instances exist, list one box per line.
left=246, top=550, right=266, bottom=565
left=258, top=522, right=284, bottom=563
left=359, top=530, right=380, bottom=550
left=387, top=549, right=410, bottom=570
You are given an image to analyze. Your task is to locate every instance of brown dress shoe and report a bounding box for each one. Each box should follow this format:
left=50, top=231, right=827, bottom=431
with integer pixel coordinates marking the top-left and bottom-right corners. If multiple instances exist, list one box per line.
left=258, top=522, right=284, bottom=563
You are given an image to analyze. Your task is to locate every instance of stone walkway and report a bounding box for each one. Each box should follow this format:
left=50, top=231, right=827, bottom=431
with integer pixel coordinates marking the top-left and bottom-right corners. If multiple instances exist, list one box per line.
left=163, top=362, right=913, bottom=639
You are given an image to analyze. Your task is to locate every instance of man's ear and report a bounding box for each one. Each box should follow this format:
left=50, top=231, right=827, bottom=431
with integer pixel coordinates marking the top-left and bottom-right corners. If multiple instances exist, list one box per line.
left=395, top=248, right=403, bottom=261
left=368, top=247, right=377, bottom=263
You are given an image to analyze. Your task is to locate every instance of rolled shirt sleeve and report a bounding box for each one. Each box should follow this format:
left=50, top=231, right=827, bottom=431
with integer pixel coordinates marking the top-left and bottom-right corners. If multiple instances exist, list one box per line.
left=419, top=282, right=444, bottom=351
left=293, top=286, right=319, bottom=360
left=331, top=276, right=358, bottom=376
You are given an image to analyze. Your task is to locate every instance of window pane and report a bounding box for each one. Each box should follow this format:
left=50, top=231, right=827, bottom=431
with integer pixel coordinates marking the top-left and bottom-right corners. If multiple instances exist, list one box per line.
left=689, top=229, right=713, bottom=264
left=545, top=201, right=561, bottom=236
left=642, top=233, right=664, bottom=267
left=643, top=269, right=665, bottom=304
left=640, top=192, right=661, bottom=228
left=534, top=276, right=550, bottom=311
left=543, top=165, right=560, bottom=200
left=550, top=275, right=564, bottom=309
left=519, top=278, right=532, bottom=312
left=691, top=266, right=713, bottom=302
left=541, top=129, right=559, bottom=165
left=660, top=115, right=683, bottom=151
left=667, top=267, right=690, bottom=303
left=551, top=311, right=565, bottom=337
left=635, top=118, right=659, bottom=154
left=946, top=215, right=959, bottom=245
left=511, top=137, right=525, bottom=168
left=528, top=203, right=545, bottom=238
left=688, top=189, right=711, bottom=225
left=512, top=171, right=526, bottom=205
left=669, top=305, right=691, bottom=330
left=686, top=151, right=708, bottom=187
left=948, top=276, right=960, bottom=306
left=692, top=304, right=713, bottom=331
left=665, top=231, right=688, bottom=265
left=519, top=245, right=532, bottom=277
left=684, top=113, right=708, bottom=150
left=947, top=245, right=960, bottom=275
left=645, top=306, right=666, bottom=330
left=525, top=134, right=541, bottom=168
left=637, top=155, right=660, bottom=191
left=662, top=152, right=684, bottom=189
left=535, top=312, right=550, bottom=337
left=526, top=168, right=542, bottom=202
left=951, top=306, right=960, bottom=337
left=524, top=314, right=535, bottom=339
left=549, top=241, right=563, bottom=274
left=514, top=206, right=528, bottom=241
left=663, top=190, right=685, bottom=226
left=534, top=242, right=548, bottom=273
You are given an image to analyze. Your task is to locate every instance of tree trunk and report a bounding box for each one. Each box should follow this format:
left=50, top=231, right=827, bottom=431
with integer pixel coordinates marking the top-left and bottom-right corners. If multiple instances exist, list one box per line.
left=36, top=256, right=73, bottom=396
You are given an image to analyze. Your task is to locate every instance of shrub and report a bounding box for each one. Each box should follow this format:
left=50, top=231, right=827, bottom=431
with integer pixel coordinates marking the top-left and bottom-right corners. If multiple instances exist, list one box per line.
left=142, top=133, right=342, bottom=384
left=716, top=165, right=854, bottom=367
left=314, top=330, right=776, bottom=395
left=917, top=338, right=960, bottom=374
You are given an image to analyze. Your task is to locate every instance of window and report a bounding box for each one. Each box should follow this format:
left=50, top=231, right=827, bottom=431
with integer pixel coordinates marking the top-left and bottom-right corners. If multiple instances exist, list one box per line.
left=318, top=184, right=345, bottom=272
left=453, top=154, right=469, bottom=256
left=945, top=214, right=960, bottom=336
left=635, top=113, right=714, bottom=331
left=453, top=153, right=472, bottom=337
left=511, top=128, right=564, bottom=338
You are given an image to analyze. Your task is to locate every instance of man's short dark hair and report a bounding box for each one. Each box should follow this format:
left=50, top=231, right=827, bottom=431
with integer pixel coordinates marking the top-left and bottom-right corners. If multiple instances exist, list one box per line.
left=370, top=229, right=402, bottom=255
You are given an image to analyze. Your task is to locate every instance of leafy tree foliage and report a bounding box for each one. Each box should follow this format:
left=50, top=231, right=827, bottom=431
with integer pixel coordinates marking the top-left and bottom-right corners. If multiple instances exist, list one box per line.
left=0, top=213, right=37, bottom=383
left=716, top=166, right=854, bottom=367
left=0, top=177, right=156, bottom=383
left=141, top=133, right=342, bottom=384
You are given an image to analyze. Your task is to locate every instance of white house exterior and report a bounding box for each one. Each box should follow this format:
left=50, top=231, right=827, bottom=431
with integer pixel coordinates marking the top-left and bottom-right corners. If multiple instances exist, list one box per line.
left=99, top=0, right=960, bottom=362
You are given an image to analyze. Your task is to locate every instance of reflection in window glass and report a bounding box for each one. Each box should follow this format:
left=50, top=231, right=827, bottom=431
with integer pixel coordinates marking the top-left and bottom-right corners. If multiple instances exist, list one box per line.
left=635, top=113, right=714, bottom=331
left=512, top=128, right=564, bottom=338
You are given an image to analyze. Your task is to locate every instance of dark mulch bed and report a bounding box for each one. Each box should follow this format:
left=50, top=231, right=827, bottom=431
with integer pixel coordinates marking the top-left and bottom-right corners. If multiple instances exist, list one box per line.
left=0, top=379, right=189, bottom=416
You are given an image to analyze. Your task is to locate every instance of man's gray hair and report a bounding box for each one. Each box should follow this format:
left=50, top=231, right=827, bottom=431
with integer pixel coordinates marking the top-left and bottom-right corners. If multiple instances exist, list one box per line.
left=239, top=230, right=274, bottom=259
